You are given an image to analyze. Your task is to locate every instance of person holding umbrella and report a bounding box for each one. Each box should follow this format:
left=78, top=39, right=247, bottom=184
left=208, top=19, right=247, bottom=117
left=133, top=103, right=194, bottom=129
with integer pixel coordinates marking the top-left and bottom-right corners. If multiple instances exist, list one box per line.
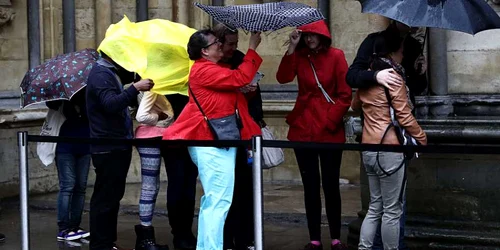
left=213, top=23, right=265, bottom=250
left=163, top=29, right=263, bottom=250
left=46, top=90, right=91, bottom=243
left=86, top=51, right=154, bottom=250
left=276, top=20, right=352, bottom=250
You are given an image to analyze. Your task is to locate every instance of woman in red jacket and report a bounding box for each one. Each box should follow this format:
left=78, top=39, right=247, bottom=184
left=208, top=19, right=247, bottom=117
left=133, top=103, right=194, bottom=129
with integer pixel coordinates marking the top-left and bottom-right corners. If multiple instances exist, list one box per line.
left=276, top=20, right=352, bottom=250
left=163, top=29, right=262, bottom=250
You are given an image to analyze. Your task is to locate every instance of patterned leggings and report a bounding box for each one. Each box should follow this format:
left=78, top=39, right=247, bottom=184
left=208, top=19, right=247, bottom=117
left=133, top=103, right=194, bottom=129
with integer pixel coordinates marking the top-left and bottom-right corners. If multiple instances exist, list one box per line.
left=137, top=147, right=162, bottom=226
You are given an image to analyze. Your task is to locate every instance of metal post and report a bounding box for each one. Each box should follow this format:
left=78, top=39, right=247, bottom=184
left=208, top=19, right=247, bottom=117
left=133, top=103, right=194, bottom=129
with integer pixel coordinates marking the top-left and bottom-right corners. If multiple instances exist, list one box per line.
left=18, top=131, right=30, bottom=250
left=63, top=0, right=76, bottom=53
left=28, top=0, right=41, bottom=68
left=136, top=0, right=148, bottom=22
left=252, top=136, right=264, bottom=250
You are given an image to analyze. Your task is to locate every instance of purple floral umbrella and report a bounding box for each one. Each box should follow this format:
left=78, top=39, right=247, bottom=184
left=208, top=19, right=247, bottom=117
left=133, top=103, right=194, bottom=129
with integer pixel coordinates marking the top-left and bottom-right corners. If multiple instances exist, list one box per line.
left=20, top=48, right=99, bottom=108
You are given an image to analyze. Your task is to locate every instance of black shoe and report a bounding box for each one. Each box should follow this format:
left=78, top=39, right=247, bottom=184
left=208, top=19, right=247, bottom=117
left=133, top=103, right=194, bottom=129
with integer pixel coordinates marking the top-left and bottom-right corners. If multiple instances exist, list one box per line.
left=303, top=243, right=323, bottom=250
left=0, top=233, right=5, bottom=243
left=134, top=225, right=169, bottom=250
left=173, top=232, right=196, bottom=250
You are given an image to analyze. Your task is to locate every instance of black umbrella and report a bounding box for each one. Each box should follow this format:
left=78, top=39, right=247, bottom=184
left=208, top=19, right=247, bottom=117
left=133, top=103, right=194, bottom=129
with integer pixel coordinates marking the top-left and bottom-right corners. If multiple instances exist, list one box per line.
left=359, top=0, right=500, bottom=35
left=194, top=2, right=324, bottom=32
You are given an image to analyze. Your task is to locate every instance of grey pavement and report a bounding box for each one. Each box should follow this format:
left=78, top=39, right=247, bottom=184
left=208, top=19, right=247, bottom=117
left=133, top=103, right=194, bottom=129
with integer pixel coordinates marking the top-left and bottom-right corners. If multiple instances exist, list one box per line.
left=0, top=182, right=361, bottom=250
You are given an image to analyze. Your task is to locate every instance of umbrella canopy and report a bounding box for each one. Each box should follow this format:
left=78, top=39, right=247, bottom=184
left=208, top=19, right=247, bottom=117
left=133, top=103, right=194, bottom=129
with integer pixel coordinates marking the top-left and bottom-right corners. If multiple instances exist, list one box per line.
left=195, top=2, right=324, bottom=32
left=358, top=0, right=500, bottom=35
left=20, top=48, right=99, bottom=108
left=98, top=16, right=196, bottom=96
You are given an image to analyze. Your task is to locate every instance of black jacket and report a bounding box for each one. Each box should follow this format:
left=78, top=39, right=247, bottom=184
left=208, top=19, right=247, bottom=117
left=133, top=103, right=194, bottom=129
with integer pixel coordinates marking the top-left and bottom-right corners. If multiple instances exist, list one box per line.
left=346, top=30, right=428, bottom=104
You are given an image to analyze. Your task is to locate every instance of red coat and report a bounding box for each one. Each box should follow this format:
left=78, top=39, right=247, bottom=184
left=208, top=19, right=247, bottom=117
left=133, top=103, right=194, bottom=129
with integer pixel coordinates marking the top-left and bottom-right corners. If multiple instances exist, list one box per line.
left=276, top=20, right=352, bottom=143
left=163, top=49, right=263, bottom=141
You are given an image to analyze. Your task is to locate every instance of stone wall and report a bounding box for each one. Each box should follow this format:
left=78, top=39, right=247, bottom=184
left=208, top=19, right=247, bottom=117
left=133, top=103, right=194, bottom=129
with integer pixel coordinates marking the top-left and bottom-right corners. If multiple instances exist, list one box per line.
left=447, top=3, right=500, bottom=94
left=3, top=0, right=500, bottom=198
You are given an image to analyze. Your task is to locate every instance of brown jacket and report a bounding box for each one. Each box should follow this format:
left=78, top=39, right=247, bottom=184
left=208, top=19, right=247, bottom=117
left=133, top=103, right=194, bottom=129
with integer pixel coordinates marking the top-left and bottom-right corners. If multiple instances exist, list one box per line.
left=351, top=82, right=427, bottom=145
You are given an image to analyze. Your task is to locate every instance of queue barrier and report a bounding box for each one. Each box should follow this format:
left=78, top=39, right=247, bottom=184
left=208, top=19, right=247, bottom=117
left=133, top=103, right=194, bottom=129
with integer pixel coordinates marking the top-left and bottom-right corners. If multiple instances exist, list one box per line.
left=17, top=131, right=500, bottom=250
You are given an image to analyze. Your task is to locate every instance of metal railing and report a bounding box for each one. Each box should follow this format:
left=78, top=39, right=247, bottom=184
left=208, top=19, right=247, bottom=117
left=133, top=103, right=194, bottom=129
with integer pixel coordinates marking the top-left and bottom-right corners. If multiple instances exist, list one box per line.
left=17, top=131, right=500, bottom=250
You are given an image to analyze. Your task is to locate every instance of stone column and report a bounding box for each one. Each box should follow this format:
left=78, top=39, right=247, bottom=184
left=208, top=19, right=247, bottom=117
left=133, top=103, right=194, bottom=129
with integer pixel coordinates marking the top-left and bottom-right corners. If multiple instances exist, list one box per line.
left=317, top=0, right=330, bottom=29
left=173, top=0, right=189, bottom=26
left=28, top=0, right=41, bottom=68
left=95, top=0, right=112, bottom=46
left=136, top=0, right=148, bottom=22
left=428, top=28, right=448, bottom=96
left=63, top=0, right=76, bottom=53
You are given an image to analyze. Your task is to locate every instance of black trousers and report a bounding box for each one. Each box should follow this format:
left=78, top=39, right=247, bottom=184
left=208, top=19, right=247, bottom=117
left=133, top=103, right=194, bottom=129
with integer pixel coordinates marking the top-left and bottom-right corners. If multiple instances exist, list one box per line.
left=89, top=148, right=132, bottom=250
left=224, top=147, right=254, bottom=249
left=161, top=146, right=199, bottom=238
left=294, top=148, right=343, bottom=241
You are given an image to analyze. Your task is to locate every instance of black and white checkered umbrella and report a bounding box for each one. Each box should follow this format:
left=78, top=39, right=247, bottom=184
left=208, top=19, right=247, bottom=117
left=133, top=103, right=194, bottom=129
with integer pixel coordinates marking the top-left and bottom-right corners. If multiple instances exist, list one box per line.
left=195, top=2, right=325, bottom=32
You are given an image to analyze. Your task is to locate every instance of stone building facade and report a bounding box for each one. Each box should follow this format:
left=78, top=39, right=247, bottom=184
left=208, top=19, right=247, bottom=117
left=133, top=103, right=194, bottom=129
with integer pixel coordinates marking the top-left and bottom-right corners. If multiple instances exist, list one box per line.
left=1, top=0, right=500, bottom=198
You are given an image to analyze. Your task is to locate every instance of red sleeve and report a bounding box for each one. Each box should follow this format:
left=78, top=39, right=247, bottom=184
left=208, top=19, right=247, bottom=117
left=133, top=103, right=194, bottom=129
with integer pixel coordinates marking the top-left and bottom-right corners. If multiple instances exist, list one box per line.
left=327, top=49, right=353, bottom=131
left=276, top=52, right=297, bottom=84
left=197, top=49, right=263, bottom=91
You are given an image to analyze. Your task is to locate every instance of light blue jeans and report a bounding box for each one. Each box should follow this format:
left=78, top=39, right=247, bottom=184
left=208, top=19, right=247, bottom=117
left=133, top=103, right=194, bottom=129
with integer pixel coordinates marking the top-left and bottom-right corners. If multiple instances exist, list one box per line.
left=359, top=151, right=405, bottom=250
left=188, top=146, right=237, bottom=250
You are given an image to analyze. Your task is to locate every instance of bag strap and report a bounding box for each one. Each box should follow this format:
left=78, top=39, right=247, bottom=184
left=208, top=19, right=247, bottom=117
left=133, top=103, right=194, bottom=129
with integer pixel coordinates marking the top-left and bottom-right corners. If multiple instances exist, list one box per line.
left=308, top=58, right=336, bottom=104
left=189, top=86, right=209, bottom=121
left=375, top=86, right=406, bottom=177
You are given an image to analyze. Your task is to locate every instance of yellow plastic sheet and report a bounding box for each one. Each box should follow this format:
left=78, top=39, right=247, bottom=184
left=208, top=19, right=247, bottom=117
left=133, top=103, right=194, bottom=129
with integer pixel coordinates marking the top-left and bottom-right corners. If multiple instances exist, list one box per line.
left=98, top=16, right=196, bottom=96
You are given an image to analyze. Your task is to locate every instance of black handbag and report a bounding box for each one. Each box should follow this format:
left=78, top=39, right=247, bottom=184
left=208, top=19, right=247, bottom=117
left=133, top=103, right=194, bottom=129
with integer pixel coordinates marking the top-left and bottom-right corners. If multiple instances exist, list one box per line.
left=189, top=87, right=242, bottom=140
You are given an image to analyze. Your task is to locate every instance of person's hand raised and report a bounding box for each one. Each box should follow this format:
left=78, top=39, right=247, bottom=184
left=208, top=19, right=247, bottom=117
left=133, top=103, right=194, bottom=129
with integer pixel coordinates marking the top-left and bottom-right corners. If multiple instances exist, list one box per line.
left=375, top=69, right=403, bottom=90
left=133, top=79, right=154, bottom=91
left=286, top=30, right=301, bottom=55
left=249, top=32, right=262, bottom=50
left=289, top=29, right=301, bottom=46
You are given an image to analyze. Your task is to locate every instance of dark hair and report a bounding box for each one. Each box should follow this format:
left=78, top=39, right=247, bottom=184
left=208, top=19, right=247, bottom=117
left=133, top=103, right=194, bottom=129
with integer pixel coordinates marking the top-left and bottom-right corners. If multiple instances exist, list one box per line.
left=370, top=30, right=404, bottom=71
left=295, top=32, right=331, bottom=50
left=187, top=29, right=215, bottom=60
left=213, top=23, right=238, bottom=44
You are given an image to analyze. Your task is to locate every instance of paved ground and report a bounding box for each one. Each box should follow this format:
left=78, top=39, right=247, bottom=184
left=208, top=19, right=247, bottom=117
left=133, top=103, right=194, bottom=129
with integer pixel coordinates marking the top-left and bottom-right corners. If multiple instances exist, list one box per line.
left=0, top=182, right=361, bottom=250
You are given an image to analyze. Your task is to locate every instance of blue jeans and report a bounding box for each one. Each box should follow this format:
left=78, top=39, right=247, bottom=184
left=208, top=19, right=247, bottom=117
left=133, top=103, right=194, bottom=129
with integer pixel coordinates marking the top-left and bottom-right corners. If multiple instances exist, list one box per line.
left=56, top=153, right=91, bottom=231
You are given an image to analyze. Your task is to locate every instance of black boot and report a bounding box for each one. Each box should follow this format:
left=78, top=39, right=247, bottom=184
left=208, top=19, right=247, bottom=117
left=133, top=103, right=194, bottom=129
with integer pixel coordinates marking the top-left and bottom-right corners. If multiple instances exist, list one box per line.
left=173, top=232, right=196, bottom=250
left=169, top=200, right=196, bottom=250
left=0, top=233, right=5, bottom=243
left=135, top=225, right=169, bottom=250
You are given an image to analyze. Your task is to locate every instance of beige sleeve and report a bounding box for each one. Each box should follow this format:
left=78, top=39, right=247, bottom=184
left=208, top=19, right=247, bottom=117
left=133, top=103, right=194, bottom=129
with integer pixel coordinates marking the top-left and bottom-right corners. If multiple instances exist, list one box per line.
left=136, top=92, right=159, bottom=125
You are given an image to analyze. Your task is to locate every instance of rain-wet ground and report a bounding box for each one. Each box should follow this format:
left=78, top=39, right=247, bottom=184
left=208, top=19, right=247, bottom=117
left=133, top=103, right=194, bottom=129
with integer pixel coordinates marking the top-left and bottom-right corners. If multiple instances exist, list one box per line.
left=0, top=182, right=361, bottom=249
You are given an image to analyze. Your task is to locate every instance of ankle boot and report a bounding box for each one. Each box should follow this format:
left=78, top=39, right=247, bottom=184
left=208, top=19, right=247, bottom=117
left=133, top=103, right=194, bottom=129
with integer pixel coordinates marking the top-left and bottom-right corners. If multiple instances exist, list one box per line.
left=134, top=225, right=169, bottom=250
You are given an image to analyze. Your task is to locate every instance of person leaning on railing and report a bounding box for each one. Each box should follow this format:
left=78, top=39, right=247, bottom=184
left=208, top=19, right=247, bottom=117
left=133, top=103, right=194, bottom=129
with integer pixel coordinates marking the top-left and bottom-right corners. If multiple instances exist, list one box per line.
left=162, top=28, right=263, bottom=250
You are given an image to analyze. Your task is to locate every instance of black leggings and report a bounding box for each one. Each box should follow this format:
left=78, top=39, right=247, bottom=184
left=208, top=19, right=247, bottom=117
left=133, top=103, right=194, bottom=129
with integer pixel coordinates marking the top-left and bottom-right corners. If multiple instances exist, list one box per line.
left=294, top=148, right=343, bottom=241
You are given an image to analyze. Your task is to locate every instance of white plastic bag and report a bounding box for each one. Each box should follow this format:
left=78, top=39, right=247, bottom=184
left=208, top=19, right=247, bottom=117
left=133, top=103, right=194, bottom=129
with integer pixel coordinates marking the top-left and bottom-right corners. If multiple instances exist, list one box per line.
left=37, top=106, right=66, bottom=166
left=261, top=126, right=284, bottom=169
